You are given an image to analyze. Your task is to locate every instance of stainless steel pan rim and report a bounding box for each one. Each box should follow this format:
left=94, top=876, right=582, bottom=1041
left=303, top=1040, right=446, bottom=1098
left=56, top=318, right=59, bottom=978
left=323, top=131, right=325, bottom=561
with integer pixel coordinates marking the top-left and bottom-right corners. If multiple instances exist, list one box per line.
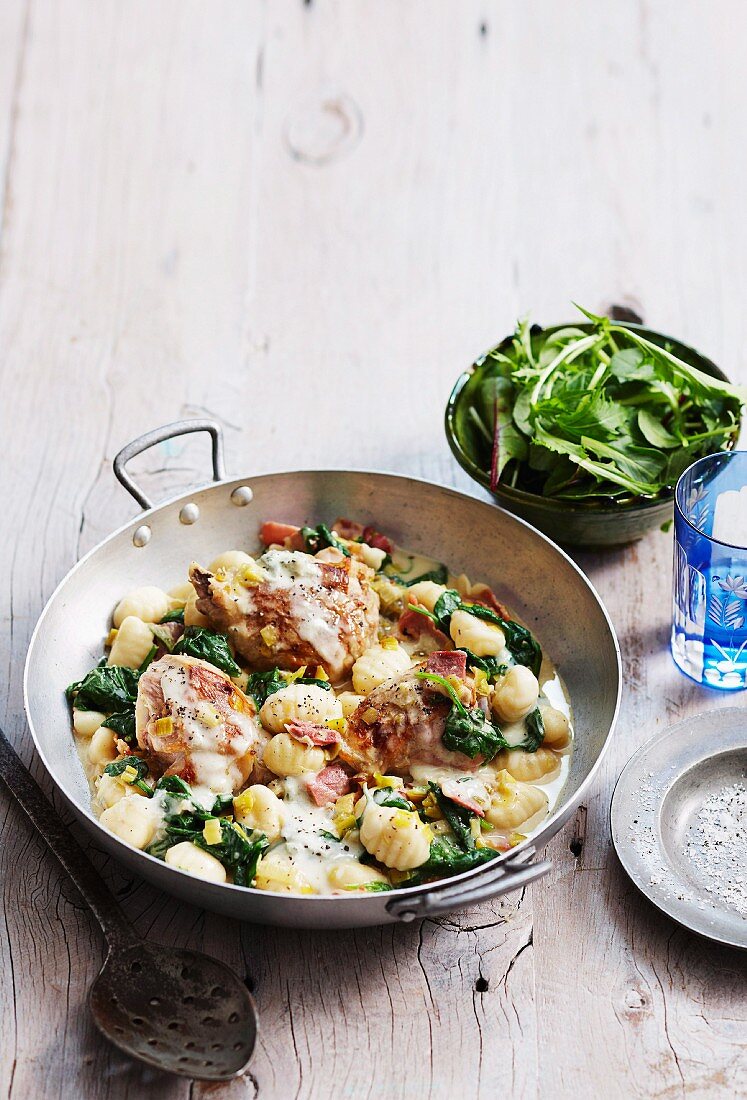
left=23, top=419, right=622, bottom=926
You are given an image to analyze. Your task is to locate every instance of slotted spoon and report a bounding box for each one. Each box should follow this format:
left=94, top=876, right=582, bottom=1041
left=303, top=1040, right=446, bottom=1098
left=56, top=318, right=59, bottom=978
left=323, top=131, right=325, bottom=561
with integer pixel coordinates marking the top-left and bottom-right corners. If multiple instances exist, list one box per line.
left=0, top=726, right=258, bottom=1080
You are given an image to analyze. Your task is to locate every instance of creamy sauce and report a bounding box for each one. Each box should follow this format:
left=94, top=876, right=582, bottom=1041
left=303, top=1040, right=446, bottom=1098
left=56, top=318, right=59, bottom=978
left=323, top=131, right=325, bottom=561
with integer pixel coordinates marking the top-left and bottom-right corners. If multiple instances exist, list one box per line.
left=157, top=659, right=256, bottom=795
left=271, top=776, right=365, bottom=894
left=259, top=550, right=348, bottom=672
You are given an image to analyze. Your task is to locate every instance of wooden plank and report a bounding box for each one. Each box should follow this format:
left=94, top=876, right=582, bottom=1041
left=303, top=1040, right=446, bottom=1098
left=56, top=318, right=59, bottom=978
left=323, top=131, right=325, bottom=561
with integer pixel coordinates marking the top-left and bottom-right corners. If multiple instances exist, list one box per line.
left=1, top=1, right=747, bottom=1098
left=0, top=2, right=264, bottom=1097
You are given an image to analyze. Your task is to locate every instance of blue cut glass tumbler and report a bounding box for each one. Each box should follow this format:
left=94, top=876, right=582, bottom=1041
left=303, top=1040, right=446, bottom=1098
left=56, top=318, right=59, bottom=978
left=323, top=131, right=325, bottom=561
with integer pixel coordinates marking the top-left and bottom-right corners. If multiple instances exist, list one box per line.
left=672, top=451, right=747, bottom=690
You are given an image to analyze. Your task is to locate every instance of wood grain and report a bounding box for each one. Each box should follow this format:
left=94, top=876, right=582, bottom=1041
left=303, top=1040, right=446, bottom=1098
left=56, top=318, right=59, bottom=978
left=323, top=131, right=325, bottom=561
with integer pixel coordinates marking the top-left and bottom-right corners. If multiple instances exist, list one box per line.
left=1, top=2, right=746, bottom=1098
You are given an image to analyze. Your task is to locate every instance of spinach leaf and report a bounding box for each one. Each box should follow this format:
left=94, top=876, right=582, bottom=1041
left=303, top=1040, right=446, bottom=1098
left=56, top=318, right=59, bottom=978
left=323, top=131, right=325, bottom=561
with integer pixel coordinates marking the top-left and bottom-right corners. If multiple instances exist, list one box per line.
left=406, top=838, right=498, bottom=885
left=442, top=703, right=507, bottom=761
left=415, top=670, right=507, bottom=761
left=463, top=603, right=542, bottom=677
left=195, top=820, right=268, bottom=888
left=172, top=627, right=241, bottom=677
left=294, top=676, right=333, bottom=692
left=154, top=774, right=193, bottom=800
left=103, top=756, right=152, bottom=795
left=138, top=646, right=158, bottom=673
left=148, top=775, right=268, bottom=886
left=432, top=588, right=461, bottom=632
left=246, top=667, right=332, bottom=708
left=499, top=621, right=542, bottom=678
left=457, top=648, right=508, bottom=680
left=383, top=561, right=448, bottom=586
left=212, top=793, right=235, bottom=816
left=522, top=708, right=544, bottom=752
left=68, top=664, right=140, bottom=712
left=344, top=881, right=393, bottom=892
left=429, top=782, right=474, bottom=850
left=246, top=668, right=287, bottom=707
left=101, top=711, right=137, bottom=743
left=372, top=787, right=412, bottom=811
left=319, top=829, right=342, bottom=843
left=160, top=607, right=185, bottom=623
left=301, top=523, right=350, bottom=556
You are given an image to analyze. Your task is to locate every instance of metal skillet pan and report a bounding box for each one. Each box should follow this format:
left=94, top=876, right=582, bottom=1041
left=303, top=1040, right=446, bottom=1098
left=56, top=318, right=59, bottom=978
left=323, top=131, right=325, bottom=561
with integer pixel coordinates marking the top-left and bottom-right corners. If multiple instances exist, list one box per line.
left=24, top=420, right=622, bottom=928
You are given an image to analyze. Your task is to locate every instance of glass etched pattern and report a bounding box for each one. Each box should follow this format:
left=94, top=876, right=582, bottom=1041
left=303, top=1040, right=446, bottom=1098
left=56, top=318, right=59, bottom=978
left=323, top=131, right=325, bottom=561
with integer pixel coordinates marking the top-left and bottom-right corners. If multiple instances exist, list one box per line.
left=672, top=451, right=747, bottom=690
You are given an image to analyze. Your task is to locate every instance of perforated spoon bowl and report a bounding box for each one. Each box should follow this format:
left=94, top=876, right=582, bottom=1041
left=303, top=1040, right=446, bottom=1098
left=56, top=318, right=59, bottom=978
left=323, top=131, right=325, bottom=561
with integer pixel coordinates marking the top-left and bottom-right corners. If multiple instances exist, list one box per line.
left=0, top=727, right=258, bottom=1080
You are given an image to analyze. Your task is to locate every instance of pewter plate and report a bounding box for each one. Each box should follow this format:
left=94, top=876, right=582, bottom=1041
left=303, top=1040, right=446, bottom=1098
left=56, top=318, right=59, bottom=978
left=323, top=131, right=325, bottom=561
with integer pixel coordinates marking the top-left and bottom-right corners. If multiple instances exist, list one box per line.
left=611, top=707, right=747, bottom=949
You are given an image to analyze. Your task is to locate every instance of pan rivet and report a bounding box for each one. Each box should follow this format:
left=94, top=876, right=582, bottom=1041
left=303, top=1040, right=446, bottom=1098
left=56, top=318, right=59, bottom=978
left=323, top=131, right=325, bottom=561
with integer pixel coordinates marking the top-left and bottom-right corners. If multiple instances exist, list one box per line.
left=179, top=503, right=200, bottom=525
left=230, top=486, right=253, bottom=506
left=133, top=525, right=151, bottom=548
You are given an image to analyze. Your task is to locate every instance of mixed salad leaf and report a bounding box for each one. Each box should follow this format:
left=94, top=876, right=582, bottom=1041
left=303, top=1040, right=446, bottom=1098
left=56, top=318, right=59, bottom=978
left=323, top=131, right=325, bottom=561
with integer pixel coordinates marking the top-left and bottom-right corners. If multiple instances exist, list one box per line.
left=465, top=306, right=745, bottom=504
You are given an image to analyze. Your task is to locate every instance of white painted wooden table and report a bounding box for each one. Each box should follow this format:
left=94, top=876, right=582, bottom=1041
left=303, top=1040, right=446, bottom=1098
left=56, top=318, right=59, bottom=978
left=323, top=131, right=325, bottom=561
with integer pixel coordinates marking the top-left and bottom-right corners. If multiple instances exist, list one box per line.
left=1, top=3, right=746, bottom=1097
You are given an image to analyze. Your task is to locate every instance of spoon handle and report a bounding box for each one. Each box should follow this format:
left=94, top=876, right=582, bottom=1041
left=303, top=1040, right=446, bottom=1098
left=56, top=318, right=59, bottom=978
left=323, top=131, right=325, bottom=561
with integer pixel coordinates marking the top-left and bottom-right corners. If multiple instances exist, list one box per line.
left=0, top=726, right=140, bottom=950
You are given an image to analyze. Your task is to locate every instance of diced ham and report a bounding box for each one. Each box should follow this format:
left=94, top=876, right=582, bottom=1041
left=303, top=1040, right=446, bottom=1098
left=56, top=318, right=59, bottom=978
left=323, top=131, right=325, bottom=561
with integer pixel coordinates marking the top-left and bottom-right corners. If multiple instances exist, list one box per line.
left=361, top=525, right=393, bottom=555
left=332, top=518, right=365, bottom=540
left=468, top=584, right=509, bottom=621
left=425, top=650, right=467, bottom=679
left=441, top=778, right=486, bottom=817
left=305, top=763, right=352, bottom=806
left=398, top=605, right=452, bottom=648
left=260, top=521, right=302, bottom=547
left=285, top=719, right=341, bottom=747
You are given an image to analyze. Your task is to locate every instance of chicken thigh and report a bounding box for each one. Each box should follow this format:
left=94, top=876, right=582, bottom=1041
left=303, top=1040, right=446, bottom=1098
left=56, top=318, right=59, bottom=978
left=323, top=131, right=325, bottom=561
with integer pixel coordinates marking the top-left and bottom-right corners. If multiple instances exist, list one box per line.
left=136, top=654, right=266, bottom=796
left=189, top=548, right=379, bottom=682
left=342, top=651, right=481, bottom=774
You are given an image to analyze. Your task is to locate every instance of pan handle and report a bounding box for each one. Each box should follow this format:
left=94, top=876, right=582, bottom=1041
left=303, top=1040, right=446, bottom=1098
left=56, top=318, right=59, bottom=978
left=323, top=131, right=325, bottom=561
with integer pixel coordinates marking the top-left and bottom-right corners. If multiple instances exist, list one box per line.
left=385, top=846, right=551, bottom=922
left=113, top=419, right=226, bottom=510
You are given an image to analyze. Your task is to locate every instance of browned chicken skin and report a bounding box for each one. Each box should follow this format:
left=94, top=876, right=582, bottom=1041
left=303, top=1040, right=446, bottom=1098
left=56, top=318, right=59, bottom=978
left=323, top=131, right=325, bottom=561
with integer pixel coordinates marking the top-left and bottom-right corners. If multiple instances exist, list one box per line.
left=136, top=654, right=267, bottom=794
left=342, top=658, right=479, bottom=775
left=189, top=548, right=379, bottom=682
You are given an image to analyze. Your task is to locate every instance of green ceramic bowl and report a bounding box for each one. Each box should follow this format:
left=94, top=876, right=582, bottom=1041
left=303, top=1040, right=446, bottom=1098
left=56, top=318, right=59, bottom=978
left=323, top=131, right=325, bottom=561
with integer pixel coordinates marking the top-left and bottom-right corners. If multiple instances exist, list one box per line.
left=445, top=322, right=738, bottom=549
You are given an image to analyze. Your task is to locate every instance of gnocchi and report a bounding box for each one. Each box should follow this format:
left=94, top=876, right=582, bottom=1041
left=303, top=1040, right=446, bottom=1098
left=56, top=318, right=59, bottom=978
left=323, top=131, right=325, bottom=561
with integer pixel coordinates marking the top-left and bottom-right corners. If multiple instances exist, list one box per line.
left=494, top=747, right=560, bottom=783
left=262, top=732, right=326, bottom=776
left=260, top=682, right=342, bottom=734
left=352, top=641, right=411, bottom=694
left=539, top=703, right=572, bottom=748
left=233, top=784, right=285, bottom=841
left=112, top=586, right=170, bottom=628
left=491, top=665, right=540, bottom=723
left=406, top=580, right=447, bottom=611
left=107, top=615, right=154, bottom=669
left=96, top=772, right=131, bottom=808
left=100, top=797, right=157, bottom=850
left=337, top=691, right=365, bottom=718
left=168, top=581, right=195, bottom=606
left=164, top=841, right=228, bottom=883
left=88, top=726, right=118, bottom=767
left=449, top=609, right=507, bottom=658
left=255, top=851, right=313, bottom=894
left=184, top=589, right=210, bottom=627
left=359, top=801, right=431, bottom=870
left=485, top=771, right=548, bottom=829
left=327, top=860, right=390, bottom=891
left=73, top=709, right=105, bottom=738
left=70, top=515, right=573, bottom=896
left=208, top=550, right=254, bottom=573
